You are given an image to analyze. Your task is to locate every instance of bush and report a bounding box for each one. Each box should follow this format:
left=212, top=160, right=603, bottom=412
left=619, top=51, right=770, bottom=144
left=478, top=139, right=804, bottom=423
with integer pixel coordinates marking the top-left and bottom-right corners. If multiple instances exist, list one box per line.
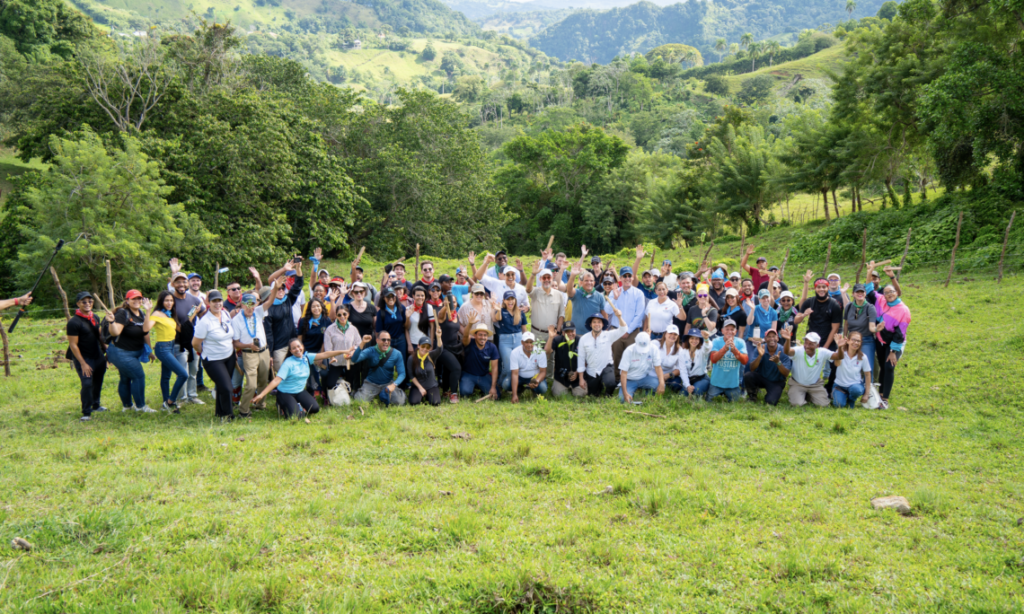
left=737, top=75, right=774, bottom=105
left=703, top=75, right=729, bottom=97
left=420, top=43, right=436, bottom=61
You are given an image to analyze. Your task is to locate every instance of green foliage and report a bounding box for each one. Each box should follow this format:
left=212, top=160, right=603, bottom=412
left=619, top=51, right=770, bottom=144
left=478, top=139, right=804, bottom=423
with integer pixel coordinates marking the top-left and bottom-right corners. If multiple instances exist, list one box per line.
left=703, top=75, right=729, bottom=97
left=0, top=0, right=98, bottom=60
left=736, top=75, right=774, bottom=105
left=877, top=0, right=899, bottom=20
left=420, top=42, right=436, bottom=61
left=15, top=128, right=183, bottom=296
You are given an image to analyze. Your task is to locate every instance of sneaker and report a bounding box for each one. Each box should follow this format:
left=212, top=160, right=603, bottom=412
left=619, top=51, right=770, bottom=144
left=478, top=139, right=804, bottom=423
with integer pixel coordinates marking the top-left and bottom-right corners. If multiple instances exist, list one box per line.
left=137, top=405, right=158, bottom=413
left=80, top=415, right=91, bottom=422
left=161, top=402, right=176, bottom=412
left=197, top=385, right=210, bottom=393
left=122, top=406, right=135, bottom=412
left=220, top=415, right=234, bottom=423
left=92, top=406, right=108, bottom=413
left=879, top=399, right=889, bottom=410
left=449, top=393, right=459, bottom=404
left=189, top=397, right=206, bottom=405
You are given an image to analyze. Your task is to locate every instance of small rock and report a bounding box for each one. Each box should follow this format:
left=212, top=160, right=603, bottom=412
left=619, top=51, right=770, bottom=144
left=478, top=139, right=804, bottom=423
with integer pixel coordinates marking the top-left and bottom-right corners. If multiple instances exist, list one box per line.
left=236, top=437, right=245, bottom=442
left=451, top=432, right=471, bottom=440
left=439, top=490, right=454, bottom=496
left=593, top=485, right=614, bottom=495
left=11, top=537, right=32, bottom=551
left=1017, top=517, right=1022, bottom=526
left=871, top=495, right=912, bottom=515
left=898, top=406, right=909, bottom=411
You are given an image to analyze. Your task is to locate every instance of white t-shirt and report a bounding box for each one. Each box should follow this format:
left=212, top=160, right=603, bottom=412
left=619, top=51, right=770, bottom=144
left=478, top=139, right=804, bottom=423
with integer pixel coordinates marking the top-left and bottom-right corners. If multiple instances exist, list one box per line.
left=619, top=343, right=658, bottom=380
left=645, top=298, right=679, bottom=333
left=479, top=275, right=530, bottom=309
left=662, top=273, right=679, bottom=292
left=407, top=304, right=435, bottom=342
left=790, top=347, right=835, bottom=386
left=834, top=351, right=871, bottom=387
left=510, top=345, right=546, bottom=380
left=685, top=344, right=711, bottom=377
left=232, top=306, right=267, bottom=349
left=194, top=310, right=236, bottom=360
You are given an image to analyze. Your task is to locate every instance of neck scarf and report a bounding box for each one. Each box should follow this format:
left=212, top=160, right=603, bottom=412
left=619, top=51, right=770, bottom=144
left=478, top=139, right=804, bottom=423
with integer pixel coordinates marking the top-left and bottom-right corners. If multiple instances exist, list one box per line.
left=76, top=309, right=98, bottom=327
left=417, top=350, right=432, bottom=372
left=680, top=290, right=696, bottom=305
left=309, top=315, right=322, bottom=328
left=376, top=345, right=390, bottom=362
left=385, top=305, right=398, bottom=318
left=778, top=306, right=794, bottom=323
left=161, top=308, right=173, bottom=318
left=829, top=289, right=842, bottom=300
left=887, top=297, right=903, bottom=307
left=412, top=302, right=425, bottom=314
left=755, top=303, right=773, bottom=319
left=335, top=319, right=350, bottom=333
left=273, top=297, right=286, bottom=306
left=427, top=298, right=442, bottom=308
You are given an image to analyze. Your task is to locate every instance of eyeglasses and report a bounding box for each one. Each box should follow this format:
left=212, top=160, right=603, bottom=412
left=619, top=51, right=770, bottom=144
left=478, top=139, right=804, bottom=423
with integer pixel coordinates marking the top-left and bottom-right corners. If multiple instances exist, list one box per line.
left=474, top=292, right=486, bottom=296
left=378, top=338, right=391, bottom=343
left=351, top=290, right=364, bottom=295
left=697, top=293, right=708, bottom=297
left=227, top=286, right=241, bottom=292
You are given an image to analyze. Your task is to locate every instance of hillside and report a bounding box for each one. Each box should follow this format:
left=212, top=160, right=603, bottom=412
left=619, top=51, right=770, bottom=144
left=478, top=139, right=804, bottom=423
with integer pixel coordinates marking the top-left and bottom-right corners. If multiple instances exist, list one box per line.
left=720, top=40, right=846, bottom=93
left=477, top=8, right=579, bottom=39
left=530, top=0, right=889, bottom=63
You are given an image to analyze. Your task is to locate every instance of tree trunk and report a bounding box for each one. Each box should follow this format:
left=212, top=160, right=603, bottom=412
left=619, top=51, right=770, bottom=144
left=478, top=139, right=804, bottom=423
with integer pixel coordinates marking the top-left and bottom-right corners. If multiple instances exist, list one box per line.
left=831, top=189, right=840, bottom=218
left=885, top=178, right=899, bottom=210
left=821, top=188, right=831, bottom=221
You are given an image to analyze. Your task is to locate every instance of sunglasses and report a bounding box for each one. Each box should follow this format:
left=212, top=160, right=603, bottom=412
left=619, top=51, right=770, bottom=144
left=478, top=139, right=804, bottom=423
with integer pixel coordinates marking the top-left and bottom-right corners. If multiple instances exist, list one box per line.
left=379, top=338, right=391, bottom=343
left=697, top=293, right=708, bottom=298
left=474, top=292, right=486, bottom=296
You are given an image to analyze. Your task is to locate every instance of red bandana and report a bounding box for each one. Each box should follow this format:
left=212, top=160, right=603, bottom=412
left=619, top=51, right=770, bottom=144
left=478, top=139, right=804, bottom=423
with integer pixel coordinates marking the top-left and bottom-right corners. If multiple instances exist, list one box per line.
left=76, top=309, right=98, bottom=327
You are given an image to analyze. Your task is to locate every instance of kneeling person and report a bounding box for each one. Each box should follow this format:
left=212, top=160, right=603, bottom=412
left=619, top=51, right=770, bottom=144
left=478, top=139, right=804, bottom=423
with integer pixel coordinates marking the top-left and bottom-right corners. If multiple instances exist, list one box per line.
left=460, top=322, right=500, bottom=400
left=743, top=329, right=791, bottom=405
left=506, top=332, right=547, bottom=403
left=781, top=329, right=838, bottom=407
left=252, top=338, right=353, bottom=418
left=351, top=332, right=407, bottom=406
left=408, top=332, right=444, bottom=406
left=619, top=332, right=665, bottom=403
left=546, top=323, right=585, bottom=398
left=708, top=319, right=748, bottom=402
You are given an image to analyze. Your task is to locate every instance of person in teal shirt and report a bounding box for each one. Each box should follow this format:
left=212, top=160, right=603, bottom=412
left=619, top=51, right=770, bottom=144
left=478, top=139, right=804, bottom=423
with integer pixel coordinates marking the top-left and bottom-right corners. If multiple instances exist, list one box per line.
left=252, top=338, right=352, bottom=419
left=707, top=319, right=748, bottom=402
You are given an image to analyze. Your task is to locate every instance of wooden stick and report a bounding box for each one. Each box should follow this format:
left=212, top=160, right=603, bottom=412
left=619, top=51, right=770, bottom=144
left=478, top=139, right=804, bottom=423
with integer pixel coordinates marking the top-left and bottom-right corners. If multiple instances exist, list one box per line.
left=474, top=394, right=493, bottom=403
left=546, top=235, right=555, bottom=251
left=855, top=229, right=867, bottom=283
left=213, top=262, right=220, bottom=291
left=92, top=294, right=110, bottom=315
left=105, top=260, right=115, bottom=308
left=50, top=267, right=71, bottom=321
left=780, top=247, right=790, bottom=279
left=0, top=321, right=10, bottom=377
left=998, top=211, right=1016, bottom=283
left=624, top=410, right=665, bottom=418
left=945, top=212, right=963, bottom=288
left=649, top=247, right=656, bottom=271
left=738, top=227, right=746, bottom=264
left=897, top=228, right=911, bottom=281
left=821, top=242, right=832, bottom=277
left=701, top=241, right=715, bottom=266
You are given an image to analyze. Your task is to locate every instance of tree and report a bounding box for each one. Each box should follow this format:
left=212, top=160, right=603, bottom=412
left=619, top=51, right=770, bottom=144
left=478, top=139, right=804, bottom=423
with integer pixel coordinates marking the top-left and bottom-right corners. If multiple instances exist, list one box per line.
left=740, top=32, right=753, bottom=49
left=737, top=74, right=773, bottom=105
left=877, top=1, right=898, bottom=20
left=715, top=38, right=727, bottom=62
left=0, top=0, right=97, bottom=59
left=79, top=38, right=176, bottom=133
left=420, top=42, right=436, bottom=61
left=846, top=0, right=857, bottom=15
left=708, top=123, right=784, bottom=232
left=747, top=40, right=761, bottom=72
left=766, top=40, right=781, bottom=66
left=15, top=128, right=185, bottom=296
left=703, top=75, right=729, bottom=97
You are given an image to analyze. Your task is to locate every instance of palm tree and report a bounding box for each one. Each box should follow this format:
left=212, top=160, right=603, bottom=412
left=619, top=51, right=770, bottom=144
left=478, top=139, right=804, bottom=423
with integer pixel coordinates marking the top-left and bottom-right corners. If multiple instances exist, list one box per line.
left=766, top=40, right=781, bottom=66
left=715, top=38, right=727, bottom=62
left=846, top=0, right=857, bottom=15
left=729, top=43, right=739, bottom=56
left=740, top=32, right=753, bottom=50
left=747, top=40, right=761, bottom=72
left=682, top=48, right=698, bottom=67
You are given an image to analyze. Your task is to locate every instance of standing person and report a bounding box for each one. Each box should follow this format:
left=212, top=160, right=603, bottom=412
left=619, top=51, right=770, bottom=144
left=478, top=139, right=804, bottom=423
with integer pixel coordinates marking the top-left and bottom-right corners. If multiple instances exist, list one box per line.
left=492, top=291, right=525, bottom=386
left=796, top=271, right=843, bottom=394
left=345, top=282, right=377, bottom=339
left=832, top=332, right=873, bottom=407
left=405, top=287, right=436, bottom=355
left=780, top=329, right=838, bottom=407
left=460, top=320, right=500, bottom=399
left=577, top=304, right=627, bottom=397
left=743, top=330, right=791, bottom=406
left=683, top=328, right=712, bottom=398
left=303, top=283, right=333, bottom=319
left=433, top=288, right=463, bottom=403
left=659, top=259, right=678, bottom=292
left=441, top=273, right=469, bottom=308
left=843, top=283, right=878, bottom=378
left=350, top=332, right=407, bottom=406
left=872, top=267, right=910, bottom=409
left=151, top=291, right=189, bottom=413
left=637, top=270, right=658, bottom=300
left=566, top=265, right=607, bottom=333
left=707, top=319, right=748, bottom=402
left=252, top=338, right=352, bottom=419
left=827, top=273, right=850, bottom=308
left=618, top=332, right=665, bottom=403
left=408, top=331, right=445, bottom=406
left=476, top=258, right=530, bottom=312
left=506, top=332, right=547, bottom=402
left=655, top=325, right=689, bottom=394
left=775, top=291, right=799, bottom=338
left=546, top=323, right=585, bottom=398
left=457, top=283, right=495, bottom=335
left=185, top=272, right=209, bottom=392
left=606, top=265, right=646, bottom=371
left=375, top=287, right=408, bottom=361
left=66, top=292, right=107, bottom=421
left=682, top=284, right=719, bottom=338
left=232, top=292, right=272, bottom=418
left=266, top=260, right=304, bottom=373
left=223, top=281, right=244, bottom=315
left=391, top=262, right=414, bottom=294
left=106, top=290, right=157, bottom=413
left=644, top=282, right=679, bottom=340
left=348, top=254, right=378, bottom=305
left=739, top=245, right=772, bottom=291
left=706, top=270, right=728, bottom=309
left=525, top=264, right=567, bottom=375
left=411, top=260, right=438, bottom=296
left=719, top=289, right=748, bottom=340
left=746, top=289, right=779, bottom=344
left=477, top=249, right=522, bottom=283
left=321, top=304, right=363, bottom=399
left=193, top=291, right=237, bottom=421
left=168, top=270, right=204, bottom=406
left=298, top=298, right=330, bottom=395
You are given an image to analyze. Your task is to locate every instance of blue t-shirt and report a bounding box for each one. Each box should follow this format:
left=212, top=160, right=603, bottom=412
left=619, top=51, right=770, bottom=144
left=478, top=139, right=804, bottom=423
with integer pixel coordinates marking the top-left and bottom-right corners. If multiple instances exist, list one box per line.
left=277, top=352, right=316, bottom=394
left=753, top=344, right=792, bottom=382
left=749, top=306, right=778, bottom=340
left=570, top=289, right=607, bottom=332
left=709, top=337, right=747, bottom=389
left=451, top=283, right=470, bottom=307
left=464, top=341, right=499, bottom=377
left=495, top=309, right=521, bottom=336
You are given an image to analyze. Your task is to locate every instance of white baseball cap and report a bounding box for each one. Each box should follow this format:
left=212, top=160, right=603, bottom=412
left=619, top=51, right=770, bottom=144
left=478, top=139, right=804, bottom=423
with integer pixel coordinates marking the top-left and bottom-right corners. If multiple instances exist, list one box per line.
left=805, top=332, right=821, bottom=344
left=503, top=266, right=518, bottom=275
left=522, top=332, right=536, bottom=342
left=666, top=324, right=680, bottom=336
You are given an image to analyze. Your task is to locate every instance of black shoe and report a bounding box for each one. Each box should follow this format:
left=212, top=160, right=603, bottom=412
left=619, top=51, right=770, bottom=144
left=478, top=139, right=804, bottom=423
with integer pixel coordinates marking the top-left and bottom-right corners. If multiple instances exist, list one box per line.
left=92, top=406, right=108, bottom=412
left=197, top=385, right=210, bottom=392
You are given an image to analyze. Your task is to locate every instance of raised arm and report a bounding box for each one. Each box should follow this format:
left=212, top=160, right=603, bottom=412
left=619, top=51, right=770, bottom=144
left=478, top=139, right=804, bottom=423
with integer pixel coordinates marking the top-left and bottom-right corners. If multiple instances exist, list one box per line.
left=740, top=243, right=754, bottom=273
left=779, top=327, right=795, bottom=357
left=525, top=260, right=540, bottom=294
left=632, top=245, right=645, bottom=279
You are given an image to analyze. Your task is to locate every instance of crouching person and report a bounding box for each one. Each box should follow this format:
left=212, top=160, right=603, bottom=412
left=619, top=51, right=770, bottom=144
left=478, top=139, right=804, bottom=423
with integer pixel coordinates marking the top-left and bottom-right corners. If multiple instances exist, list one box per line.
left=707, top=319, right=748, bottom=402
left=505, top=332, right=547, bottom=403
left=546, top=323, right=586, bottom=398
left=619, top=332, right=665, bottom=403
left=743, top=329, right=791, bottom=406
left=781, top=329, right=838, bottom=407
left=460, top=321, right=500, bottom=400
left=252, top=338, right=353, bottom=419
left=351, top=332, right=407, bottom=406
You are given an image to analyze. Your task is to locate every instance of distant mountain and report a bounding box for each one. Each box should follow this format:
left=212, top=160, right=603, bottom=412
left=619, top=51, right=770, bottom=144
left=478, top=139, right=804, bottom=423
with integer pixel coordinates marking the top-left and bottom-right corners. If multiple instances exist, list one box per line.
left=530, top=0, right=890, bottom=63
left=477, top=8, right=580, bottom=39
left=440, top=0, right=678, bottom=20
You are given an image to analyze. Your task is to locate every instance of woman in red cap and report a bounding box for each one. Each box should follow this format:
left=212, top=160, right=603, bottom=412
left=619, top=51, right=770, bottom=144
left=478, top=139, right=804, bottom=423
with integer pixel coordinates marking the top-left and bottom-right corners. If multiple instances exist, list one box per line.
left=105, top=289, right=157, bottom=413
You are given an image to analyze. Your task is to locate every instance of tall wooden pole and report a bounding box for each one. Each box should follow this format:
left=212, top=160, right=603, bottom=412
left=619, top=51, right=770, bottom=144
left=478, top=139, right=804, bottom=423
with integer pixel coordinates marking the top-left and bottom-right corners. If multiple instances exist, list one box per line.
left=105, top=260, right=115, bottom=308
left=0, top=321, right=10, bottom=377
left=780, top=247, right=790, bottom=280
left=821, top=242, right=832, bottom=277
left=997, top=211, right=1016, bottom=283
left=945, top=212, right=963, bottom=288
left=213, top=262, right=220, bottom=291
left=50, top=267, right=71, bottom=321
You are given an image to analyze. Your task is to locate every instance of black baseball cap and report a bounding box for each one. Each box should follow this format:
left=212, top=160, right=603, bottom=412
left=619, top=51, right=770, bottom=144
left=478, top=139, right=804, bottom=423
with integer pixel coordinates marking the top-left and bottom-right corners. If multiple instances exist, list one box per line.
left=438, top=274, right=453, bottom=283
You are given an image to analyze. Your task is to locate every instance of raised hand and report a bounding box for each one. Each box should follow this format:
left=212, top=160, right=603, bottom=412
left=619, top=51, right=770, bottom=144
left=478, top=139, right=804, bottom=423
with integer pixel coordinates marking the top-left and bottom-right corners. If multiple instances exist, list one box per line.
left=541, top=246, right=553, bottom=261
left=842, top=283, right=850, bottom=294
left=313, top=247, right=323, bottom=261
left=361, top=334, right=373, bottom=345
left=835, top=334, right=847, bottom=348
left=803, top=269, right=814, bottom=283
left=283, top=260, right=296, bottom=272
left=329, top=287, right=340, bottom=302
left=779, top=327, right=792, bottom=340
left=581, top=245, right=588, bottom=257
left=700, top=329, right=710, bottom=339
left=105, top=310, right=115, bottom=323
left=515, top=258, right=524, bottom=270
left=484, top=253, right=495, bottom=264
left=248, top=266, right=261, bottom=280
left=803, top=307, right=814, bottom=316
left=570, top=263, right=581, bottom=276
left=746, top=244, right=756, bottom=255
left=636, top=244, right=645, bottom=258
left=883, top=265, right=895, bottom=277
left=169, top=258, right=181, bottom=274
left=468, top=251, right=476, bottom=265
left=531, top=260, right=541, bottom=274
left=547, top=325, right=556, bottom=334
left=141, top=297, right=153, bottom=312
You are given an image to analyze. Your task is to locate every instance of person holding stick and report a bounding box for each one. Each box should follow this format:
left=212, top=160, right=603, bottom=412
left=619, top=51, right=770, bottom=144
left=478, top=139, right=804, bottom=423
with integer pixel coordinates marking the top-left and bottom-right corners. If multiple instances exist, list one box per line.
left=106, top=290, right=157, bottom=413
left=0, top=292, right=33, bottom=311
left=66, top=292, right=107, bottom=421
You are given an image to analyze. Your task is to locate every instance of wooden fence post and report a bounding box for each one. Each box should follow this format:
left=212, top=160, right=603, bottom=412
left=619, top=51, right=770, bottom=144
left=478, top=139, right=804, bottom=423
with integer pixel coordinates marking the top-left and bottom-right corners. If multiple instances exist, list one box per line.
left=897, top=227, right=912, bottom=281
left=214, top=262, right=220, bottom=291
left=822, top=242, right=832, bottom=277
left=855, top=229, right=867, bottom=283
left=105, top=260, right=115, bottom=308
left=0, top=321, right=10, bottom=377
left=998, top=211, right=1016, bottom=283
left=945, top=212, right=963, bottom=288
left=738, top=227, right=746, bottom=264
left=50, top=267, right=71, bottom=321
left=780, top=247, right=790, bottom=280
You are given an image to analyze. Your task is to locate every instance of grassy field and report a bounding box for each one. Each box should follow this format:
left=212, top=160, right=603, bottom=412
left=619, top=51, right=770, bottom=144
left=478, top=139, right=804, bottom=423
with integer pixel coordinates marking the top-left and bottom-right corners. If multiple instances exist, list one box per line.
left=0, top=152, right=45, bottom=207
left=325, top=38, right=524, bottom=85
left=721, top=43, right=848, bottom=94
left=1, top=220, right=1022, bottom=611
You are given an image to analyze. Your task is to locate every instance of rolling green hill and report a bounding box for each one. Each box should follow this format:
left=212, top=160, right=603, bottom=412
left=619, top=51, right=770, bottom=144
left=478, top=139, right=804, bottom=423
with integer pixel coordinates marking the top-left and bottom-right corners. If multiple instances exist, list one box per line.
left=720, top=40, right=847, bottom=93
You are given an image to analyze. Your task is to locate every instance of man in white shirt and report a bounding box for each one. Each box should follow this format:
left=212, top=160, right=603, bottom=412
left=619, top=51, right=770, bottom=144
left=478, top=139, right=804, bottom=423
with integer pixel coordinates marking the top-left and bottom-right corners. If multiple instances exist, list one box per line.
left=618, top=332, right=665, bottom=403
left=660, top=259, right=678, bottom=292
left=505, top=332, right=548, bottom=402
left=525, top=265, right=567, bottom=375
left=231, top=292, right=272, bottom=417
left=781, top=329, right=838, bottom=406
left=478, top=265, right=530, bottom=316
left=577, top=304, right=626, bottom=397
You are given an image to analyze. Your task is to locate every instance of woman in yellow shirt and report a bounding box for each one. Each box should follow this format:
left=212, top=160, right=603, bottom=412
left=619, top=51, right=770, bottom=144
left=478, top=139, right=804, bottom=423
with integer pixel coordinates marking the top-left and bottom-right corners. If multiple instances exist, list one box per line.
left=151, top=291, right=190, bottom=413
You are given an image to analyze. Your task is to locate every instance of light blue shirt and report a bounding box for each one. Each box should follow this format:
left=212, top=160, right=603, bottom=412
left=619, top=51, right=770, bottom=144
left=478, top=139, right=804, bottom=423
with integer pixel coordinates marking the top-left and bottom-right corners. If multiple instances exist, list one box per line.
left=709, top=337, right=747, bottom=389
left=277, top=352, right=316, bottom=394
left=570, top=288, right=607, bottom=332
left=605, top=286, right=646, bottom=333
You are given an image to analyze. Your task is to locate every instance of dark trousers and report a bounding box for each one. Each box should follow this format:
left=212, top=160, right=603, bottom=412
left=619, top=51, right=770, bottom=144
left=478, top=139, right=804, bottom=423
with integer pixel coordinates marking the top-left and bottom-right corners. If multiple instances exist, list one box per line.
left=435, top=349, right=462, bottom=393
left=584, top=365, right=617, bottom=397
left=73, top=356, right=107, bottom=416
left=322, top=363, right=361, bottom=403
left=743, top=371, right=785, bottom=406
left=877, top=344, right=901, bottom=399
left=278, top=389, right=320, bottom=418
left=409, top=386, right=441, bottom=406
left=202, top=355, right=237, bottom=418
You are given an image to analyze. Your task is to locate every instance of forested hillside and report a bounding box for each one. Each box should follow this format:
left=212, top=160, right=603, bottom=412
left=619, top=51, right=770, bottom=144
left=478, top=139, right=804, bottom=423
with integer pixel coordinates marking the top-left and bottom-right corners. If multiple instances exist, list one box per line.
left=531, top=0, right=889, bottom=63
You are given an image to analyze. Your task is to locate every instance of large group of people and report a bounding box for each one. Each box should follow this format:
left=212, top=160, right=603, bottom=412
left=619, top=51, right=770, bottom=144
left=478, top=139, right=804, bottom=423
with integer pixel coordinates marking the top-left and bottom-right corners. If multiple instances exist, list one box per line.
left=4, top=242, right=913, bottom=422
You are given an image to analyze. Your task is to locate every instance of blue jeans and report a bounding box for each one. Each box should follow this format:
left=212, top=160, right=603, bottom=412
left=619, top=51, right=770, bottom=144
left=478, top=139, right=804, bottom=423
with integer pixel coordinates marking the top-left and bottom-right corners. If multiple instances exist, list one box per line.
left=684, top=375, right=711, bottom=398
left=833, top=382, right=865, bottom=408
left=707, top=384, right=741, bottom=402
left=106, top=344, right=147, bottom=408
left=154, top=341, right=189, bottom=404
left=619, top=375, right=660, bottom=402
left=665, top=375, right=684, bottom=393
left=503, top=377, right=549, bottom=396
left=860, top=337, right=876, bottom=379
left=497, top=332, right=522, bottom=382
left=460, top=372, right=495, bottom=397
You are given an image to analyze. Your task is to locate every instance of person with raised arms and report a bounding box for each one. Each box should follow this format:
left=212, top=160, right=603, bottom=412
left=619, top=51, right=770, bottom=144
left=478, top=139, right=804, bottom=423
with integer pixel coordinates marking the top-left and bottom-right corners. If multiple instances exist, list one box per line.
left=525, top=263, right=567, bottom=377
left=106, top=290, right=157, bottom=414
left=566, top=253, right=608, bottom=334
left=232, top=290, right=275, bottom=417
left=780, top=328, right=839, bottom=407
left=264, top=259, right=304, bottom=373
left=795, top=270, right=843, bottom=394
left=66, top=291, right=107, bottom=422
left=842, top=283, right=878, bottom=378
left=870, top=265, right=910, bottom=410
left=350, top=331, right=407, bottom=406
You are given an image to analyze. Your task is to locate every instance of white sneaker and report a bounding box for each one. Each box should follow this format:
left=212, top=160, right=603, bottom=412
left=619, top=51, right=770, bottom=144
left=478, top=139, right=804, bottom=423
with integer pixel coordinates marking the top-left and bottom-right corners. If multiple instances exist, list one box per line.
left=161, top=402, right=175, bottom=412
left=136, top=405, right=158, bottom=413
left=122, top=405, right=135, bottom=412
left=189, top=397, right=206, bottom=405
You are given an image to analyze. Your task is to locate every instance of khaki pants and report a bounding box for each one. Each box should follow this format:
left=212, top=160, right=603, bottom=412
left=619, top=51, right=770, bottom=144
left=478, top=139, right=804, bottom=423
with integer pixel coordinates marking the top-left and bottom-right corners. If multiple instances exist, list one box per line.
left=240, top=350, right=270, bottom=414
left=272, top=347, right=289, bottom=376
left=788, top=380, right=830, bottom=407
left=531, top=328, right=553, bottom=383
left=611, top=328, right=639, bottom=373
left=552, top=380, right=587, bottom=397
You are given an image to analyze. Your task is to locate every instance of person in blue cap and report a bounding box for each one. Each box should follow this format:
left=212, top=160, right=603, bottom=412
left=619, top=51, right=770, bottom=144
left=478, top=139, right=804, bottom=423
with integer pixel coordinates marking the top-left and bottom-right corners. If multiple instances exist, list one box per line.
left=743, top=329, right=791, bottom=405
left=605, top=263, right=646, bottom=372
left=705, top=268, right=728, bottom=310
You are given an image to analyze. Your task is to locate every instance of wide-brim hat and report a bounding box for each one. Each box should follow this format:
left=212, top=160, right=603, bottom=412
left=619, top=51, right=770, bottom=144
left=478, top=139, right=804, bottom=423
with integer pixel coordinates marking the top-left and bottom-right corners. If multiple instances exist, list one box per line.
left=469, top=323, right=492, bottom=337
left=585, top=314, right=608, bottom=331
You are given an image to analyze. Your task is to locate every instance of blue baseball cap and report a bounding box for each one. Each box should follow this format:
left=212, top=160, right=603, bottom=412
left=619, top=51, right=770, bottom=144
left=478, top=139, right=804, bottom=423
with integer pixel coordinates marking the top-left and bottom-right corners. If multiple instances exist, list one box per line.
left=284, top=270, right=297, bottom=277
left=502, top=290, right=516, bottom=301
left=619, top=266, right=633, bottom=276
left=187, top=272, right=202, bottom=280
left=711, top=270, right=725, bottom=280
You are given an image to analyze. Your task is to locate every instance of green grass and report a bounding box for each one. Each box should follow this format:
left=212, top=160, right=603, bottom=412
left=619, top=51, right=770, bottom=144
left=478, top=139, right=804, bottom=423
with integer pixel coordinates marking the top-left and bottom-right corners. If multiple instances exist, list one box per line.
left=0, top=151, right=45, bottom=207
left=1, top=229, right=1022, bottom=610
left=722, top=43, right=849, bottom=94
left=326, top=38, right=518, bottom=86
